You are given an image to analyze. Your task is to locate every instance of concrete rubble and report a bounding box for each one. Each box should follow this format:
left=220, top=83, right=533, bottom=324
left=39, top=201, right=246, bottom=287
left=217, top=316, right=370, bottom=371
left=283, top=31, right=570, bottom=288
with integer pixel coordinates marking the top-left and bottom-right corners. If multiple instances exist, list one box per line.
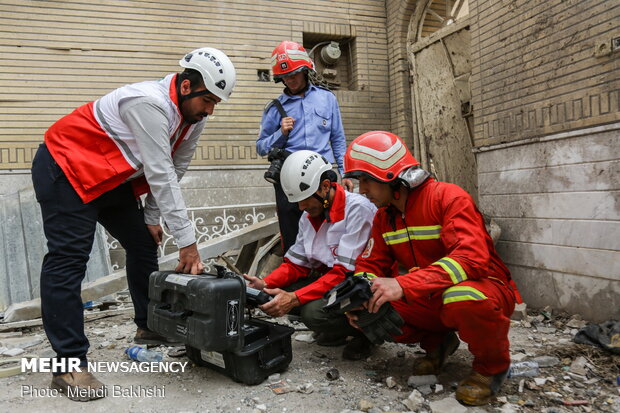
left=0, top=299, right=619, bottom=412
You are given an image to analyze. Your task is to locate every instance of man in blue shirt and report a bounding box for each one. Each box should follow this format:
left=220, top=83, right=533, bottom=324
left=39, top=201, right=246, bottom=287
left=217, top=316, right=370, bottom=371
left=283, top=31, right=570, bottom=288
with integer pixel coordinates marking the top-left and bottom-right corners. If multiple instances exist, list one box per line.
left=257, top=41, right=352, bottom=253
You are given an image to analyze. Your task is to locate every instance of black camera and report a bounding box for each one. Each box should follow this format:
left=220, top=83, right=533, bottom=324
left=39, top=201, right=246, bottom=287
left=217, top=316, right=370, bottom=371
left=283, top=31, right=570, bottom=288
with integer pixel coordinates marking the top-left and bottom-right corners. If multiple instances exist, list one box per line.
left=263, top=148, right=291, bottom=184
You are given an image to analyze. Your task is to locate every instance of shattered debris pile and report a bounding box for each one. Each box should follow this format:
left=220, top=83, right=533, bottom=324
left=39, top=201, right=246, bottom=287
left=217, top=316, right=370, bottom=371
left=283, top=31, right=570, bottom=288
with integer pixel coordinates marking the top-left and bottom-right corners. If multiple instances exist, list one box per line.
left=1, top=300, right=619, bottom=412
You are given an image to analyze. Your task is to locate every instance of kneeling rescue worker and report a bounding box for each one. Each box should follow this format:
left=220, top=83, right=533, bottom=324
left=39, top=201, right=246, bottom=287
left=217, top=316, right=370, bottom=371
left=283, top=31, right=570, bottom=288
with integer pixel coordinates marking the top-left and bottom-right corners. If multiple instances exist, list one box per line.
left=343, top=131, right=521, bottom=406
left=244, top=150, right=377, bottom=359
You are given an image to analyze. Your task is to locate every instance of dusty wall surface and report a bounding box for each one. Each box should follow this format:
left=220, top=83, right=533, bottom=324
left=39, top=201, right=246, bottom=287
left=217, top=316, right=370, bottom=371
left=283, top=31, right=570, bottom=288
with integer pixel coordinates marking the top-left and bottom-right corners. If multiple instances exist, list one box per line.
left=477, top=125, right=620, bottom=321
left=0, top=0, right=391, bottom=173
left=471, top=0, right=619, bottom=320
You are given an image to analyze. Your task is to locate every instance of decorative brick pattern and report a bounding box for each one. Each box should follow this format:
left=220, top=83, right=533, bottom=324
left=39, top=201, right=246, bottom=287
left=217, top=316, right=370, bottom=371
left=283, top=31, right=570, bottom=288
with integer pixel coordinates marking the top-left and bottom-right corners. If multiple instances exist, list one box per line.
left=0, top=0, right=391, bottom=171
left=470, top=0, right=619, bottom=147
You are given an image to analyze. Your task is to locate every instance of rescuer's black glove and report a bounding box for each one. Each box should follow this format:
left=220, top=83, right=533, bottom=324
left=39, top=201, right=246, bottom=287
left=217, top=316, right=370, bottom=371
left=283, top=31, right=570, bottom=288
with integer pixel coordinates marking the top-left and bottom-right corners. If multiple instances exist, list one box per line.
left=323, top=272, right=404, bottom=345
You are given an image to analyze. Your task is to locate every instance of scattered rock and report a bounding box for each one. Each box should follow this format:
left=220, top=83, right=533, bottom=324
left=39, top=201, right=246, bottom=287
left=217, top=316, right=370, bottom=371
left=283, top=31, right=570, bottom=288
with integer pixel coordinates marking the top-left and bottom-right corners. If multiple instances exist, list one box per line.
left=532, top=355, right=560, bottom=367
left=511, top=303, right=527, bottom=321
left=358, top=399, right=374, bottom=411
left=429, top=395, right=467, bottom=413
left=168, top=346, right=186, bottom=358
left=417, top=385, right=432, bottom=395
left=565, top=315, right=586, bottom=329
left=296, top=383, right=314, bottom=394
left=2, top=347, right=24, bottom=356
left=407, top=374, right=437, bottom=387
left=534, top=377, right=548, bottom=386
left=295, top=333, right=315, bottom=343
left=511, top=352, right=528, bottom=362
left=0, top=332, right=22, bottom=338
left=401, top=389, right=424, bottom=411
left=569, top=356, right=590, bottom=376
left=0, top=334, right=43, bottom=349
left=536, top=326, right=556, bottom=334
left=498, top=402, right=520, bottom=413
left=385, top=376, right=396, bottom=388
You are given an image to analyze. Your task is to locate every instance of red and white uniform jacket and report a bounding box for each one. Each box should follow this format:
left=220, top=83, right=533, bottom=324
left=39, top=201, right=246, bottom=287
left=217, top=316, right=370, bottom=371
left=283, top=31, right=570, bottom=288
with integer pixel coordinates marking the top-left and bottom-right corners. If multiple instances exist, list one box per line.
left=264, top=184, right=377, bottom=304
left=44, top=73, right=204, bottom=247
left=355, top=178, right=519, bottom=303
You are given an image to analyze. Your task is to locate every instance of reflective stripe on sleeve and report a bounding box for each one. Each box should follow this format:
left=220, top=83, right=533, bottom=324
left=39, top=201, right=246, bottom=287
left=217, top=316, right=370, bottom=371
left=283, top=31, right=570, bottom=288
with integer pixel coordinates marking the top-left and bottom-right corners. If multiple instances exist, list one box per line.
left=432, top=257, right=467, bottom=284
left=354, top=272, right=377, bottom=279
left=382, top=225, right=441, bottom=245
left=286, top=249, right=310, bottom=264
left=337, top=255, right=356, bottom=266
left=442, top=286, right=487, bottom=304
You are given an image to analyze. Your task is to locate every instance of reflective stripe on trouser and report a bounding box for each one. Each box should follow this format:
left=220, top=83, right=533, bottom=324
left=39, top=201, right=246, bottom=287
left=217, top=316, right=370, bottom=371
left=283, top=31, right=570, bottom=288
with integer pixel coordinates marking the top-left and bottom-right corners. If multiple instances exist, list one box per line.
left=433, top=257, right=468, bottom=284
left=391, top=278, right=515, bottom=376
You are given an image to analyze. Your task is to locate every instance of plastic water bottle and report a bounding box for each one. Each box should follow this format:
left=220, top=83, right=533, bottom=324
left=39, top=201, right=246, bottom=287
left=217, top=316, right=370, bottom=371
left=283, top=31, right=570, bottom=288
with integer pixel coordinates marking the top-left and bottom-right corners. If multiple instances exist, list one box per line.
left=507, top=361, right=540, bottom=378
left=125, top=346, right=163, bottom=362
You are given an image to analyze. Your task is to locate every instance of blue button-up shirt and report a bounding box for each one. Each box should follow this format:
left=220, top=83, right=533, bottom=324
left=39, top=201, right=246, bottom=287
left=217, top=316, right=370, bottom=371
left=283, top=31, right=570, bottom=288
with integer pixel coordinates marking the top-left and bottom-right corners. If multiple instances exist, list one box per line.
left=257, top=84, right=346, bottom=174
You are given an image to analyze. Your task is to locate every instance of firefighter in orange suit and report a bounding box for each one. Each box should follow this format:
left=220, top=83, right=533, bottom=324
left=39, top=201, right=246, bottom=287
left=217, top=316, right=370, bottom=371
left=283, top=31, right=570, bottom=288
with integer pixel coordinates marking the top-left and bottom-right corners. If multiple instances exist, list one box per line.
left=343, top=131, right=521, bottom=406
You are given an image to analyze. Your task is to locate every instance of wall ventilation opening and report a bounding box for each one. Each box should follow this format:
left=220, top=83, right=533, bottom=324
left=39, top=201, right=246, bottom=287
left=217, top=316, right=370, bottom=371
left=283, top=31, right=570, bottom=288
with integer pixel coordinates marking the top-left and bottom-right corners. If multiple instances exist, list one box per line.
left=257, top=69, right=270, bottom=82
left=303, top=33, right=356, bottom=91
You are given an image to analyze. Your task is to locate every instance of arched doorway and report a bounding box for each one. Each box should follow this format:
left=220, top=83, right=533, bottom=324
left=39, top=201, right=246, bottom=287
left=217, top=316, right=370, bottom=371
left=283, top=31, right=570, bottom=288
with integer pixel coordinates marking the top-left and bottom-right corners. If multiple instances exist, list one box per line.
left=407, top=0, right=478, bottom=200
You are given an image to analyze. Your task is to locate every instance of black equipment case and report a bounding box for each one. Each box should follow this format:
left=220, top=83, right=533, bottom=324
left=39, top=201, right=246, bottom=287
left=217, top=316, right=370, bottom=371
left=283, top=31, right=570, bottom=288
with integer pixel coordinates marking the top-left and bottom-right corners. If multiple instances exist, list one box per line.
left=148, top=270, right=246, bottom=352
left=185, top=318, right=294, bottom=385
left=147, top=270, right=294, bottom=385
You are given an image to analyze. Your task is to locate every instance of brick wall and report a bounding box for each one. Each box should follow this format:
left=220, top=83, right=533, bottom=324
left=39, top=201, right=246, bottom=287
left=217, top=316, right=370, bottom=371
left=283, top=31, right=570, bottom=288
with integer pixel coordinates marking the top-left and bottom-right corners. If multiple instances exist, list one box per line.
left=0, top=0, right=391, bottom=170
left=470, top=0, right=619, bottom=147
left=385, top=0, right=418, bottom=147
left=471, top=0, right=620, bottom=320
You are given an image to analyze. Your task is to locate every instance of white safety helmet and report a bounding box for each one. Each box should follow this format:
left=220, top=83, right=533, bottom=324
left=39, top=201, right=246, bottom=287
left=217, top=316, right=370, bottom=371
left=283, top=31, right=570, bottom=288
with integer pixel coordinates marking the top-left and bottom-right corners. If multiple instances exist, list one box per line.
left=280, top=150, right=332, bottom=203
left=179, top=47, right=236, bottom=101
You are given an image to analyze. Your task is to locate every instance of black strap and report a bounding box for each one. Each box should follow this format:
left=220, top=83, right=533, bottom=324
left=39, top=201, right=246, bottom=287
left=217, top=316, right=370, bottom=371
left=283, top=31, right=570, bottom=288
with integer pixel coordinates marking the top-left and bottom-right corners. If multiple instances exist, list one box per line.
left=271, top=99, right=288, bottom=118
left=184, top=89, right=213, bottom=100
left=267, top=99, right=290, bottom=150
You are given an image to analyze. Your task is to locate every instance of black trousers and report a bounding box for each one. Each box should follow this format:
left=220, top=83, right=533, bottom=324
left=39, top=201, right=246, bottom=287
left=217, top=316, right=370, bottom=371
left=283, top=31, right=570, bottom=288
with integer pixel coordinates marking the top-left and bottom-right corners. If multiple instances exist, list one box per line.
left=31, top=144, right=158, bottom=368
left=274, top=182, right=303, bottom=254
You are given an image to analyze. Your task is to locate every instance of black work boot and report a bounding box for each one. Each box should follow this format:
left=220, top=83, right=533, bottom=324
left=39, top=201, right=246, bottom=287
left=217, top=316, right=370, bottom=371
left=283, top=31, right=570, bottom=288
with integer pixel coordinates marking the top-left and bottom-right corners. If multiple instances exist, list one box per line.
left=134, top=327, right=180, bottom=345
left=412, top=331, right=460, bottom=375
left=342, top=335, right=374, bottom=360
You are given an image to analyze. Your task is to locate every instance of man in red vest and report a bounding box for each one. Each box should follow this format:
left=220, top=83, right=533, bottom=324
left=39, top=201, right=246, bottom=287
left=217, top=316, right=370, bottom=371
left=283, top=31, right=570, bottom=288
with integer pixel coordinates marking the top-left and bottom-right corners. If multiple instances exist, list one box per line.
left=343, top=131, right=520, bottom=406
left=31, top=47, right=236, bottom=400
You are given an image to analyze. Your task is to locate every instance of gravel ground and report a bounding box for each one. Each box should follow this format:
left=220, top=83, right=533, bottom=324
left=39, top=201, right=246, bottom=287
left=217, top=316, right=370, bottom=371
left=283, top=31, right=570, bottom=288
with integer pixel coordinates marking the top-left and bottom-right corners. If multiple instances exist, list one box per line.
left=1, top=306, right=619, bottom=413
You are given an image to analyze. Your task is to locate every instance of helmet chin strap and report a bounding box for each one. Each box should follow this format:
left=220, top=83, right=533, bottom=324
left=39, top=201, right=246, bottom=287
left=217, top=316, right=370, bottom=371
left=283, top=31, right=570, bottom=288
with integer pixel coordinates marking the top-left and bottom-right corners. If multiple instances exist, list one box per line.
left=312, top=186, right=332, bottom=221
left=177, top=77, right=213, bottom=105
left=179, top=88, right=213, bottom=104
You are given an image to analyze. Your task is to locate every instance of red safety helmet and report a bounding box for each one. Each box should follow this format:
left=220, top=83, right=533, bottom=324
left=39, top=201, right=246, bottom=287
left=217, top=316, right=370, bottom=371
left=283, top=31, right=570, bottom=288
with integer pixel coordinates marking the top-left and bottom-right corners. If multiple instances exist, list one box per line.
left=344, top=131, right=419, bottom=182
left=271, top=41, right=314, bottom=83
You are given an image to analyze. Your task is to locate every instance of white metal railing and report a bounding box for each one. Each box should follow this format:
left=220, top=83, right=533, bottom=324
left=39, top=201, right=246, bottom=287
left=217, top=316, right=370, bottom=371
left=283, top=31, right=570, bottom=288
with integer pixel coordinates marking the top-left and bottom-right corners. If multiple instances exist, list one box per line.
left=107, top=202, right=276, bottom=270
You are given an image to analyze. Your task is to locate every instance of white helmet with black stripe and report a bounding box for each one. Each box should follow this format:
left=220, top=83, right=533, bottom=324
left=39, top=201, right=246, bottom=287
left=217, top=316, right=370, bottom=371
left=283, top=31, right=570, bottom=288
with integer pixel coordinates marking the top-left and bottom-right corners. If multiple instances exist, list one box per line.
left=280, top=150, right=332, bottom=203
left=180, top=47, right=236, bottom=101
